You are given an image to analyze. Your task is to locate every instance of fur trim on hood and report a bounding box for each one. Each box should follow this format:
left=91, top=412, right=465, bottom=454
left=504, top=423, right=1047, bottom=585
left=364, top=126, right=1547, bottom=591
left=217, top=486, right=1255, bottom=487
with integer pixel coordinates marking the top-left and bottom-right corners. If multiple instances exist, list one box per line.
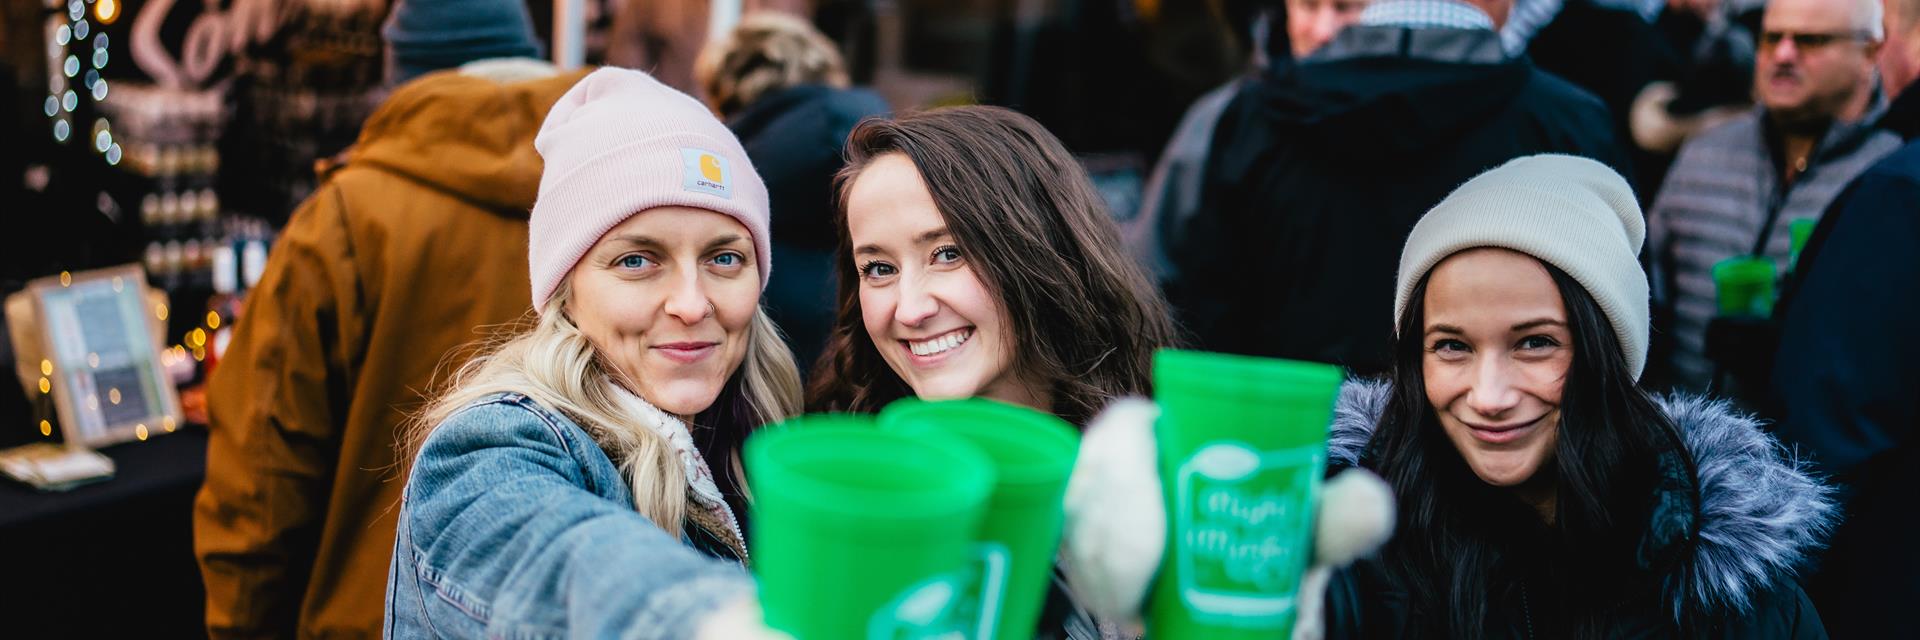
left=1326, top=378, right=1837, bottom=619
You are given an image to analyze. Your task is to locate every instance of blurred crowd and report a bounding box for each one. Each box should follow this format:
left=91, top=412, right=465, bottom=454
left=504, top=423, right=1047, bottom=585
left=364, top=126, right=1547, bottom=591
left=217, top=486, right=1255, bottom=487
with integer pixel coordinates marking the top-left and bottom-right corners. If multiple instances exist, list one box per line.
left=135, top=0, right=1920, bottom=637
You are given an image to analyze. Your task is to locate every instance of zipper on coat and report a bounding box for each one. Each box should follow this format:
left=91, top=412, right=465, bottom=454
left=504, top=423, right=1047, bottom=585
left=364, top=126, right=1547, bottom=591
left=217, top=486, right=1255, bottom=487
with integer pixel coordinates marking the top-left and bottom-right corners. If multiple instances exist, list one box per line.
left=1521, top=581, right=1537, bottom=640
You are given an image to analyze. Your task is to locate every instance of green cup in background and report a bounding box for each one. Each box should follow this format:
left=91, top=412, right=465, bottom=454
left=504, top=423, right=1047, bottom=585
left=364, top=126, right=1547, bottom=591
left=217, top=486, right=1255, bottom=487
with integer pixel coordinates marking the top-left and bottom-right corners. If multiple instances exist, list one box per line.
left=879, top=398, right=1081, bottom=640
left=1146, top=349, right=1344, bottom=639
left=1712, top=256, right=1777, bottom=318
left=747, top=415, right=996, bottom=640
left=1788, top=219, right=1816, bottom=273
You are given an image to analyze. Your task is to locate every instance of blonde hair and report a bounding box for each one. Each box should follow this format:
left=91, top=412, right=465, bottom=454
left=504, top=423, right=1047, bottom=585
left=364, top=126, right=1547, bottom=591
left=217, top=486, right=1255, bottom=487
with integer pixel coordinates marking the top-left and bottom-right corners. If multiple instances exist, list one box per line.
left=694, top=12, right=850, bottom=118
left=406, top=282, right=801, bottom=532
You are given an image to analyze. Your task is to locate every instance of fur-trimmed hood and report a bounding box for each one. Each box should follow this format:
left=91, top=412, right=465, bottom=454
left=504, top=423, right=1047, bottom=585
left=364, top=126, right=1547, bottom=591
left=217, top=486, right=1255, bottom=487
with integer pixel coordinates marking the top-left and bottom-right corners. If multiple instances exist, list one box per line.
left=1326, top=379, right=1837, bottom=619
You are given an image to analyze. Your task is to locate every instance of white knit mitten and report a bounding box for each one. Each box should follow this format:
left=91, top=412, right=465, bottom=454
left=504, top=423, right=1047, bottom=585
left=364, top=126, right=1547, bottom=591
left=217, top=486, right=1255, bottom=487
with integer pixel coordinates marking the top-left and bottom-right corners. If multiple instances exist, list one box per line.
left=694, top=596, right=793, bottom=640
left=1060, top=399, right=1396, bottom=639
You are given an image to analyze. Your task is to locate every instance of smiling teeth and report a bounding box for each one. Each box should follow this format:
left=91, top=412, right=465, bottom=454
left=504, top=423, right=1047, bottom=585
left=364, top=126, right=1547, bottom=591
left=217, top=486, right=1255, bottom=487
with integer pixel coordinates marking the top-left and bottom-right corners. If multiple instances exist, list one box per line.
left=909, top=330, right=971, bottom=356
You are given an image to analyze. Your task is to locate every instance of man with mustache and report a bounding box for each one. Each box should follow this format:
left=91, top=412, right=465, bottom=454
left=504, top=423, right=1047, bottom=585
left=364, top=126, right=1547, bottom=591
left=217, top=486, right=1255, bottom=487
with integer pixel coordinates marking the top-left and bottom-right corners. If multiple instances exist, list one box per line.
left=1646, top=0, right=1899, bottom=398
left=1768, top=0, right=1920, bottom=634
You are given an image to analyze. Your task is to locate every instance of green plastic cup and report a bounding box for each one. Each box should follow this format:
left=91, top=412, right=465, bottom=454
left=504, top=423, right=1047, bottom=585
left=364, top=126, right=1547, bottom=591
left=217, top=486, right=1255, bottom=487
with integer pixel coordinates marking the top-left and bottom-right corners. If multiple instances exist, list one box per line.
left=1712, top=256, right=1777, bottom=318
left=1788, top=219, right=1816, bottom=273
left=880, top=398, right=1081, bottom=640
left=747, top=415, right=996, bottom=640
left=1146, top=349, right=1344, bottom=639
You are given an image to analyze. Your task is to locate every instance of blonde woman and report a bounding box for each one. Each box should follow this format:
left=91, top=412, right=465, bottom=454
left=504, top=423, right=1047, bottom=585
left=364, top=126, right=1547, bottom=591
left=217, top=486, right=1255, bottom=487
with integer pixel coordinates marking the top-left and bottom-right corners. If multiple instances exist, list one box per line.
left=385, top=68, right=800, bottom=639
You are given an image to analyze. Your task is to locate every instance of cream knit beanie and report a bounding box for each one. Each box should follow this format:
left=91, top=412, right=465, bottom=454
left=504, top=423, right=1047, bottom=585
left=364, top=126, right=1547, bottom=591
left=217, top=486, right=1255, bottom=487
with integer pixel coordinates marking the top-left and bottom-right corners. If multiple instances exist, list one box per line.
left=1393, top=154, right=1650, bottom=378
left=528, top=67, right=772, bottom=312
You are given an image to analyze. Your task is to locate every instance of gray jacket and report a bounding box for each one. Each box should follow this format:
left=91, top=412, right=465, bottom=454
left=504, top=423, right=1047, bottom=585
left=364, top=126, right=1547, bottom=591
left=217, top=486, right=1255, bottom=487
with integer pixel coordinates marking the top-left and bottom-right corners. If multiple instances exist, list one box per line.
left=1648, top=105, right=1900, bottom=391
left=1124, top=79, right=1244, bottom=283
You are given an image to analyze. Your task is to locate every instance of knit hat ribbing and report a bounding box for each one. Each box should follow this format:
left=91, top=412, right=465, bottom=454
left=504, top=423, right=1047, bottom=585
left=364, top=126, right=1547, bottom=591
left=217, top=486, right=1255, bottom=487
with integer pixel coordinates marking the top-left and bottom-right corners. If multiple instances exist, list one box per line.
left=382, top=0, right=543, bottom=85
left=528, top=67, right=772, bottom=312
left=1394, top=154, right=1650, bottom=378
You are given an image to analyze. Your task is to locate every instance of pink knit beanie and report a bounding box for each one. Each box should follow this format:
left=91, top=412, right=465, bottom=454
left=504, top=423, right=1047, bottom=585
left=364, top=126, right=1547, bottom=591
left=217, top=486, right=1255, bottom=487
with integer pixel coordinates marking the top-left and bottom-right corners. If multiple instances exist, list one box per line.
left=528, top=67, right=771, bottom=312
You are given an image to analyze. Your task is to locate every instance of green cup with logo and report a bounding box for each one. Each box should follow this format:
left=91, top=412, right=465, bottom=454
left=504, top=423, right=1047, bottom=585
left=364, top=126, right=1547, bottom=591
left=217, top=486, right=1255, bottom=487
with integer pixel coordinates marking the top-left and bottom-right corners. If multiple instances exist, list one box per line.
left=1146, top=349, right=1344, bottom=639
left=747, top=414, right=996, bottom=639
left=1712, top=256, right=1777, bottom=318
left=880, top=398, right=1081, bottom=640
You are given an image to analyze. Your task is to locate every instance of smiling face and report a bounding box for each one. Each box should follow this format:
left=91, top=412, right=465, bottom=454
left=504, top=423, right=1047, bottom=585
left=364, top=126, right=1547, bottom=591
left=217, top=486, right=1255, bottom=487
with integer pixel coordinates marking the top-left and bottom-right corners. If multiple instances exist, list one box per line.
left=1421, top=248, right=1571, bottom=489
left=843, top=153, right=1045, bottom=408
left=565, top=206, right=760, bottom=418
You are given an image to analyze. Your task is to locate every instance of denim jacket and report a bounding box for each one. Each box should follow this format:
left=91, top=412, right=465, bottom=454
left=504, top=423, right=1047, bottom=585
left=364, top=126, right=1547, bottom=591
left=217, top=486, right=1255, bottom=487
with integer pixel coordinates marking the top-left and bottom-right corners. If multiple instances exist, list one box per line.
left=385, top=392, right=752, bottom=639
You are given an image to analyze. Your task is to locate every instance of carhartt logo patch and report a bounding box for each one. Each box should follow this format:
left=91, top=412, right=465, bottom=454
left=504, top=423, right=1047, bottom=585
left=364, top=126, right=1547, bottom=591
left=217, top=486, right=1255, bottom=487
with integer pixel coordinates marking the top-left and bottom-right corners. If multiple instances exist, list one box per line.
left=681, top=148, right=731, bottom=198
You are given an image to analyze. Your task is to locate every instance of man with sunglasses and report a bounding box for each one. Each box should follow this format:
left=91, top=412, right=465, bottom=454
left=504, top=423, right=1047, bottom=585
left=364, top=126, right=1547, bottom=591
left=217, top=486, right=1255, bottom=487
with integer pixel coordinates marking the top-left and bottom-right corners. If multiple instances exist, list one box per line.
left=1769, top=0, right=1920, bottom=635
left=1646, top=0, right=1900, bottom=398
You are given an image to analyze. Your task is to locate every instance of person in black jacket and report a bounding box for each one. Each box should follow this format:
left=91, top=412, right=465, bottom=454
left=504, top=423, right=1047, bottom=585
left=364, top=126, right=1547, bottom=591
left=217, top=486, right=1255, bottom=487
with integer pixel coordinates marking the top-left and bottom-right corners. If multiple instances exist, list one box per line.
left=695, top=12, right=889, bottom=374
left=1767, top=0, right=1920, bottom=634
left=1169, top=0, right=1630, bottom=377
left=1523, top=0, right=1686, bottom=198
left=1324, top=154, right=1831, bottom=639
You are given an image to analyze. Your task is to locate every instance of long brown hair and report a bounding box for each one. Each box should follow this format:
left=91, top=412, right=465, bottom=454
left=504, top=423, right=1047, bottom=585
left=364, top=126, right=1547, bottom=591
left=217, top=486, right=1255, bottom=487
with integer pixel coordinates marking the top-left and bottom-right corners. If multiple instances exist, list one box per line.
left=805, top=105, right=1181, bottom=425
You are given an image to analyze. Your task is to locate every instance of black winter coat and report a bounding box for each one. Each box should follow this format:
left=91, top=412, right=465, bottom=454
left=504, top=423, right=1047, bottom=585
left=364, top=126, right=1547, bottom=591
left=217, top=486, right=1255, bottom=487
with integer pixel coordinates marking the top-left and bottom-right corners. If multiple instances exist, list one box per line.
left=1321, top=381, right=1834, bottom=639
left=1169, top=25, right=1630, bottom=377
left=1767, top=85, right=1920, bottom=639
left=1527, top=0, right=1683, bottom=198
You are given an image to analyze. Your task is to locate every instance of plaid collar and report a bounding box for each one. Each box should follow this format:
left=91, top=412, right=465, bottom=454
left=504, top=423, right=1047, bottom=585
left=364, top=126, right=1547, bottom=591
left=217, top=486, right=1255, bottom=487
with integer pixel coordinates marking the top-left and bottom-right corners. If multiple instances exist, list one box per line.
left=1501, top=0, right=1565, bottom=52
left=1359, top=0, right=1496, bottom=31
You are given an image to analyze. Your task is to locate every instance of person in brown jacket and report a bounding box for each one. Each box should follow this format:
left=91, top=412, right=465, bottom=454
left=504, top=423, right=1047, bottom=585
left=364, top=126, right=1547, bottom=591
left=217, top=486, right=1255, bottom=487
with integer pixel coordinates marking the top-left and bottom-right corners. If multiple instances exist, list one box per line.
left=192, top=1, right=590, bottom=634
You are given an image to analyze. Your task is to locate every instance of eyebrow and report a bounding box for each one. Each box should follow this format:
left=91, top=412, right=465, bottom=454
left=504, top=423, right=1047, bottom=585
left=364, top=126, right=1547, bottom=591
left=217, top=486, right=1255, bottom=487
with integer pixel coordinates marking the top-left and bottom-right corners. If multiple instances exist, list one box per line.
left=1424, top=318, right=1566, bottom=336
left=602, top=233, right=747, bottom=252
left=605, top=234, right=663, bottom=250
left=704, top=233, right=747, bottom=252
left=853, top=227, right=952, bottom=256
left=1510, top=318, right=1566, bottom=332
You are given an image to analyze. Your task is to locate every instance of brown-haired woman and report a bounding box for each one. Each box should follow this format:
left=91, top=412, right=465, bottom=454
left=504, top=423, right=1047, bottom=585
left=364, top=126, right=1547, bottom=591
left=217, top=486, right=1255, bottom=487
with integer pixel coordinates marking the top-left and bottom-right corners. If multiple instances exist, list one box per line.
left=807, top=105, right=1180, bottom=426
left=807, top=105, right=1180, bottom=638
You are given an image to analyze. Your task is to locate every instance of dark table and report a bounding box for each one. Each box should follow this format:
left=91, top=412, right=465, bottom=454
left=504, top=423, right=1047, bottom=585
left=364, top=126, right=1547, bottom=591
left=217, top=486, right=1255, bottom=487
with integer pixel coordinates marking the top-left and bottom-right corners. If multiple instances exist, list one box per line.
left=0, top=428, right=209, bottom=637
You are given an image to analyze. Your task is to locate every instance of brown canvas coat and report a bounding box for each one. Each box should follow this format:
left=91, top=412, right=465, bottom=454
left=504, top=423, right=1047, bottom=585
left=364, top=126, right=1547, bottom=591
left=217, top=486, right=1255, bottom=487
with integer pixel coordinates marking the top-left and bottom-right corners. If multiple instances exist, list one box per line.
left=193, top=68, right=589, bottom=639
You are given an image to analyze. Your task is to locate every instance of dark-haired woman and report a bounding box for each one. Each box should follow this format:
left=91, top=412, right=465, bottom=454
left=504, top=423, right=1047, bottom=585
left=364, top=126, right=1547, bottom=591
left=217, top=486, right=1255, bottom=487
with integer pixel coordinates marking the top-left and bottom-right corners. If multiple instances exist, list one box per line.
left=1061, top=154, right=1830, bottom=638
left=807, top=105, right=1180, bottom=425
left=1317, top=154, right=1833, bottom=638
left=806, top=105, right=1182, bottom=638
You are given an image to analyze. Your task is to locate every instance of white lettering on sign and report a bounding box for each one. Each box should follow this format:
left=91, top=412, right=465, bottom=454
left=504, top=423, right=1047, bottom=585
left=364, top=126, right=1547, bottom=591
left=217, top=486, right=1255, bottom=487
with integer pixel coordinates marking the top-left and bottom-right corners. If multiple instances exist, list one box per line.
left=1187, top=486, right=1298, bottom=591
left=131, top=0, right=289, bottom=89
left=1172, top=441, right=1325, bottom=627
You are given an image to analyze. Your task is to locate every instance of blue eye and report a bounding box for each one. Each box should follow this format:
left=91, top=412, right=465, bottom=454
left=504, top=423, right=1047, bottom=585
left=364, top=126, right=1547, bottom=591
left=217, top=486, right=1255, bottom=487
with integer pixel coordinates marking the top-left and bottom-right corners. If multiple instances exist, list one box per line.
left=712, top=252, right=742, bottom=267
left=617, top=254, right=651, bottom=269
left=1431, top=339, right=1469, bottom=355
left=933, top=246, right=962, bottom=264
left=859, top=261, right=896, bottom=279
